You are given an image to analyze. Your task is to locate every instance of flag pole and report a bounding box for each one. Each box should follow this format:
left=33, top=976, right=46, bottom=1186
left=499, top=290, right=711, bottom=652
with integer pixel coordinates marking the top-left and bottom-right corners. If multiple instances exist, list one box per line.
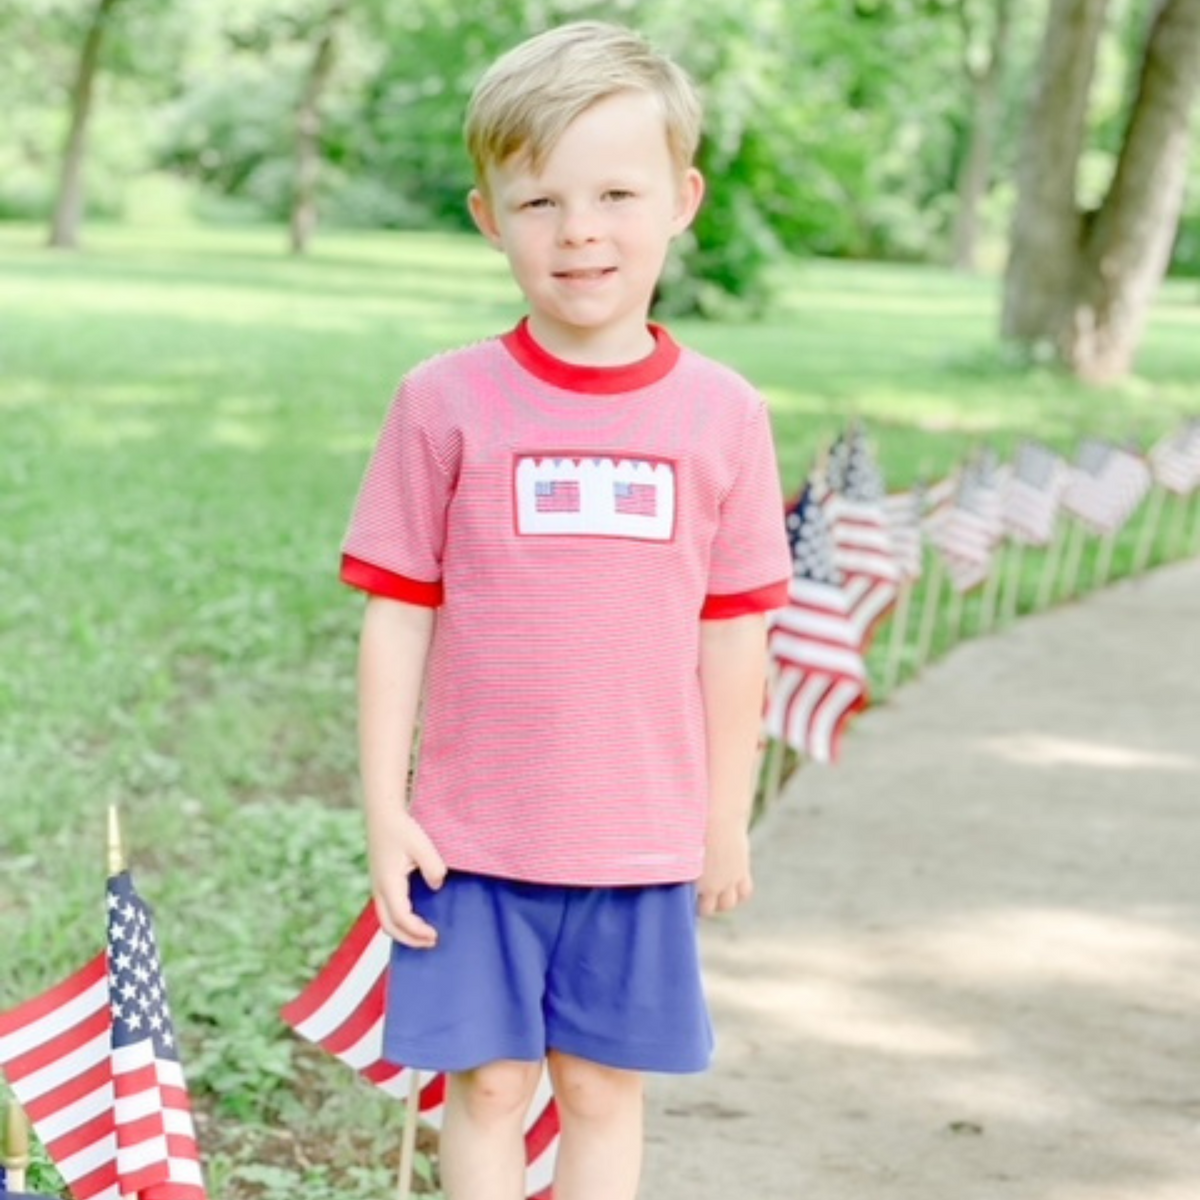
left=396, top=1071, right=423, bottom=1200
left=1001, top=540, right=1025, bottom=625
left=1034, top=523, right=1065, bottom=612
left=1092, top=529, right=1118, bottom=589
left=1058, top=519, right=1087, bottom=601
left=4, top=1099, right=31, bottom=1192
left=108, top=804, right=126, bottom=876
left=1132, top=485, right=1166, bottom=574
left=881, top=579, right=914, bottom=695
left=978, top=549, right=1003, bottom=636
left=1164, top=491, right=1188, bottom=560
left=755, top=737, right=788, bottom=819
left=913, top=555, right=944, bottom=671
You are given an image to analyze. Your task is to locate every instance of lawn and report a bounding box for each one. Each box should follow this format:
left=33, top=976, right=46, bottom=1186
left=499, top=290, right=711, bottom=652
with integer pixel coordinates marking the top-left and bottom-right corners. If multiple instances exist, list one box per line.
left=0, top=220, right=1196, bottom=1197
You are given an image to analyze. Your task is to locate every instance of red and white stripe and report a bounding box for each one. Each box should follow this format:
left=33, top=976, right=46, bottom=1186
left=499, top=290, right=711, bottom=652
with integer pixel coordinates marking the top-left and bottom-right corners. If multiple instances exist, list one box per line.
left=0, top=956, right=121, bottom=1200
left=1063, top=444, right=1152, bottom=535
left=766, top=578, right=868, bottom=763
left=1149, top=426, right=1200, bottom=496
left=820, top=490, right=900, bottom=647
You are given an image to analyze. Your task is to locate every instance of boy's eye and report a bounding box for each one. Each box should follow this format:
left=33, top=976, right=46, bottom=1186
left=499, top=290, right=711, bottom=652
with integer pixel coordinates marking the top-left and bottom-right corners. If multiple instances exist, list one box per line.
left=521, top=197, right=553, bottom=210
left=604, top=189, right=634, bottom=202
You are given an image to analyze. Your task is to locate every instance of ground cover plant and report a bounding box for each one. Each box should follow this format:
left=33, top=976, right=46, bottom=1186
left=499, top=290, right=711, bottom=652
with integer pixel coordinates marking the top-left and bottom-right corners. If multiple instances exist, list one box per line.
left=1, top=221, right=1196, bottom=1197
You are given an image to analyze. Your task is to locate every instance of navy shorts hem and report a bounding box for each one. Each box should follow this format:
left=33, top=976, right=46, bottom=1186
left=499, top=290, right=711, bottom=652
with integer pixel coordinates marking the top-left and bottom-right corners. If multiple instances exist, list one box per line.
left=547, top=1030, right=713, bottom=1075
left=382, top=1036, right=544, bottom=1074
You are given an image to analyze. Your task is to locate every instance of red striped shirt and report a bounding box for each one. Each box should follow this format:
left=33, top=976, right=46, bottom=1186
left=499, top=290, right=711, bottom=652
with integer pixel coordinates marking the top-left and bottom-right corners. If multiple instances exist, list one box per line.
left=342, top=323, right=790, bottom=884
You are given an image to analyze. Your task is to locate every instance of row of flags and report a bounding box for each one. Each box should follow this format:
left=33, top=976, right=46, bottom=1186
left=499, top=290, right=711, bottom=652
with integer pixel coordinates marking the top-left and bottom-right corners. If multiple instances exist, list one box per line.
left=765, top=419, right=1199, bottom=764
left=5, top=420, right=1197, bottom=1200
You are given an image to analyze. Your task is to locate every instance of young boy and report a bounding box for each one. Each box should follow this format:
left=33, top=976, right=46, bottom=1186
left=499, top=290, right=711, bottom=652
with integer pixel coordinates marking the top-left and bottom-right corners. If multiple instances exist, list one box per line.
left=341, top=21, right=792, bottom=1200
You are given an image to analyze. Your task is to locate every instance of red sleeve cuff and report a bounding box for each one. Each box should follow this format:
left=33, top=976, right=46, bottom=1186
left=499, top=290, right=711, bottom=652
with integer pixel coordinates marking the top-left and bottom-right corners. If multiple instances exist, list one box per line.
left=700, top=579, right=790, bottom=620
left=340, top=554, right=443, bottom=607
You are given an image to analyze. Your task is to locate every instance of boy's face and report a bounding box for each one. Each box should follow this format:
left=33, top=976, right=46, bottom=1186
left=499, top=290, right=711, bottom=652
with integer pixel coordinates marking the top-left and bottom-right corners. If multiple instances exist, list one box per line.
left=469, top=90, right=704, bottom=365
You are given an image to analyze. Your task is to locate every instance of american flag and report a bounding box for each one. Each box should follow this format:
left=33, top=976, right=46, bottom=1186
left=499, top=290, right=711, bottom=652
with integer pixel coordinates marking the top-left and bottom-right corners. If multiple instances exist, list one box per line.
left=1148, top=422, right=1200, bottom=496
left=882, top=486, right=925, bottom=582
left=926, top=451, right=1004, bottom=593
left=819, top=427, right=901, bottom=647
left=1061, top=439, right=1151, bottom=535
left=613, top=481, right=657, bottom=517
left=534, top=481, right=580, bottom=514
left=1003, top=441, right=1067, bottom=546
left=281, top=903, right=559, bottom=1199
left=0, top=872, right=207, bottom=1200
left=765, top=484, right=868, bottom=764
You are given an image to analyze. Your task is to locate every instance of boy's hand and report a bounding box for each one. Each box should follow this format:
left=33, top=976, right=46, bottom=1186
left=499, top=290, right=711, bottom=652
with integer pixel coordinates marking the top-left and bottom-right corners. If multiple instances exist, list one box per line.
left=697, top=818, right=753, bottom=917
left=369, top=807, right=447, bottom=949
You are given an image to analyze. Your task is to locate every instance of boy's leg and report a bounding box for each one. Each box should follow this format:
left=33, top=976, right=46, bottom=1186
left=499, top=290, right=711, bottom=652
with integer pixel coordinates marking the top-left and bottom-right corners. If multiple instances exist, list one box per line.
left=547, top=1050, right=644, bottom=1200
left=440, top=1059, right=544, bottom=1200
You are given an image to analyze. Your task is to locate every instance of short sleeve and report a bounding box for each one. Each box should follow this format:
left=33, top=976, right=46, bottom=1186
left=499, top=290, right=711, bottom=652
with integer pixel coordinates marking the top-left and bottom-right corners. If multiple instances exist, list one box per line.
left=340, top=377, right=459, bottom=604
left=702, top=400, right=792, bottom=617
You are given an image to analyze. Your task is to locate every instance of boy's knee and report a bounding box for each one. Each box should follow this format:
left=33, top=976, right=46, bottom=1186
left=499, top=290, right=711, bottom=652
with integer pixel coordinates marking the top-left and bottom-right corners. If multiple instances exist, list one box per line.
left=548, top=1052, right=643, bottom=1122
left=451, top=1059, right=542, bottom=1123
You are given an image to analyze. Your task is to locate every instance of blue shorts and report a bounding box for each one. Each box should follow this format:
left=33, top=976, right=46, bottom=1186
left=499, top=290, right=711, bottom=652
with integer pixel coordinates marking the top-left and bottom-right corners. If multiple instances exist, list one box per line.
left=381, top=872, right=713, bottom=1074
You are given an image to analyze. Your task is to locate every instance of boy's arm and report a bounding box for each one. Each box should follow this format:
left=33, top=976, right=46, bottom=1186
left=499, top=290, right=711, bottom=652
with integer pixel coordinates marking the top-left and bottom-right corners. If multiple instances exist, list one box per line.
left=358, top=595, right=446, bottom=947
left=697, top=612, right=770, bottom=917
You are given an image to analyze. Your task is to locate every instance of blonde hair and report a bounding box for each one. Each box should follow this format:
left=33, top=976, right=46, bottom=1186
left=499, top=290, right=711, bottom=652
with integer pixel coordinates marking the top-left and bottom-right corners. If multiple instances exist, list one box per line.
left=465, top=21, right=703, bottom=189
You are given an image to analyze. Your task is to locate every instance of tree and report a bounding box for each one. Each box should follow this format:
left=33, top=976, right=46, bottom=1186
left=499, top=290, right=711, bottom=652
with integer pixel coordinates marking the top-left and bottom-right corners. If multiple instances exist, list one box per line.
left=1002, top=0, right=1200, bottom=381
left=949, top=0, right=1017, bottom=271
left=47, top=0, right=125, bottom=248
left=289, top=0, right=350, bottom=254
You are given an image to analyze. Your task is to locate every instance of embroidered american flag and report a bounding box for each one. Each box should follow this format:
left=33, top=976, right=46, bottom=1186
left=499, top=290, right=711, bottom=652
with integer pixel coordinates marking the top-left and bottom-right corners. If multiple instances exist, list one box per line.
left=281, top=903, right=559, bottom=1199
left=0, top=872, right=208, bottom=1200
left=613, top=481, right=657, bottom=517
left=534, top=481, right=580, bottom=514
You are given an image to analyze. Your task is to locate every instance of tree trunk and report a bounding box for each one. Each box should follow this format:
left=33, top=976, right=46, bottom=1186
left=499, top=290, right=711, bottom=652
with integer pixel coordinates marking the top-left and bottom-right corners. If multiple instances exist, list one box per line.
left=1064, top=0, right=1200, bottom=380
left=951, top=0, right=1015, bottom=273
left=1001, top=0, right=1110, bottom=344
left=47, top=0, right=122, bottom=250
left=289, top=0, right=348, bottom=256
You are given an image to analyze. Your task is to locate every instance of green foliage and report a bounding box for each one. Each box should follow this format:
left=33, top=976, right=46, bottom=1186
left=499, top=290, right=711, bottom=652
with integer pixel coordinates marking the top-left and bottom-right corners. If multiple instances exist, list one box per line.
left=5, top=0, right=1199, bottom=307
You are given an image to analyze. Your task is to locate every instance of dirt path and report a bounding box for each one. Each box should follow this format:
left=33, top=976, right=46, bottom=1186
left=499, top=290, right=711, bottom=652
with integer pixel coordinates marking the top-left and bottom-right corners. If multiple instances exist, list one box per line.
left=641, top=559, right=1200, bottom=1200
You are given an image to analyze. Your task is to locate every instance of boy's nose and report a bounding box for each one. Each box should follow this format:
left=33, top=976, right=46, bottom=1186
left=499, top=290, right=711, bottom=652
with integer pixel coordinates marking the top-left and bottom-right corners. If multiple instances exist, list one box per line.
left=557, top=205, right=600, bottom=245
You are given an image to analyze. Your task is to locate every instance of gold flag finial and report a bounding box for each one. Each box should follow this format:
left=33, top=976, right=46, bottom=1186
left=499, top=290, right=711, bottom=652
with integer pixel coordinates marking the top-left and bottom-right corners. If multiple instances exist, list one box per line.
left=107, top=804, right=126, bottom=876
left=4, top=1097, right=32, bottom=1191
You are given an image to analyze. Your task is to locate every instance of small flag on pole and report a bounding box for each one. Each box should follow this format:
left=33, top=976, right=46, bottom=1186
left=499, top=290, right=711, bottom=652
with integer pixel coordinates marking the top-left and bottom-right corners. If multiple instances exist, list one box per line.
left=926, top=452, right=1004, bottom=593
left=1003, top=441, right=1067, bottom=547
left=1148, top=421, right=1200, bottom=496
left=1061, top=439, right=1152, bottom=535
left=819, top=426, right=901, bottom=646
left=765, top=484, right=868, bottom=764
left=281, top=903, right=560, bottom=1199
left=0, top=873, right=208, bottom=1200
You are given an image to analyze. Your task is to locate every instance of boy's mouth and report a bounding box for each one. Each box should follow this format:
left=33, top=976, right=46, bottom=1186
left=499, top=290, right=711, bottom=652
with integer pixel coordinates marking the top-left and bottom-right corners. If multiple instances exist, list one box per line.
left=555, top=267, right=615, bottom=280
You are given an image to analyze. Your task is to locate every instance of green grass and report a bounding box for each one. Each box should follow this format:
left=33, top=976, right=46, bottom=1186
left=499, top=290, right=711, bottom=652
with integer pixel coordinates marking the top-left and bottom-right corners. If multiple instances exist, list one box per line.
left=1, top=220, right=1197, bottom=1197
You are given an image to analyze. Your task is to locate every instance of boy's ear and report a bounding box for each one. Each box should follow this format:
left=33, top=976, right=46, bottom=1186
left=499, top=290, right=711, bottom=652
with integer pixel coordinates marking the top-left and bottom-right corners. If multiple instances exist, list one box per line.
left=671, top=168, right=705, bottom=236
left=468, top=188, right=504, bottom=249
